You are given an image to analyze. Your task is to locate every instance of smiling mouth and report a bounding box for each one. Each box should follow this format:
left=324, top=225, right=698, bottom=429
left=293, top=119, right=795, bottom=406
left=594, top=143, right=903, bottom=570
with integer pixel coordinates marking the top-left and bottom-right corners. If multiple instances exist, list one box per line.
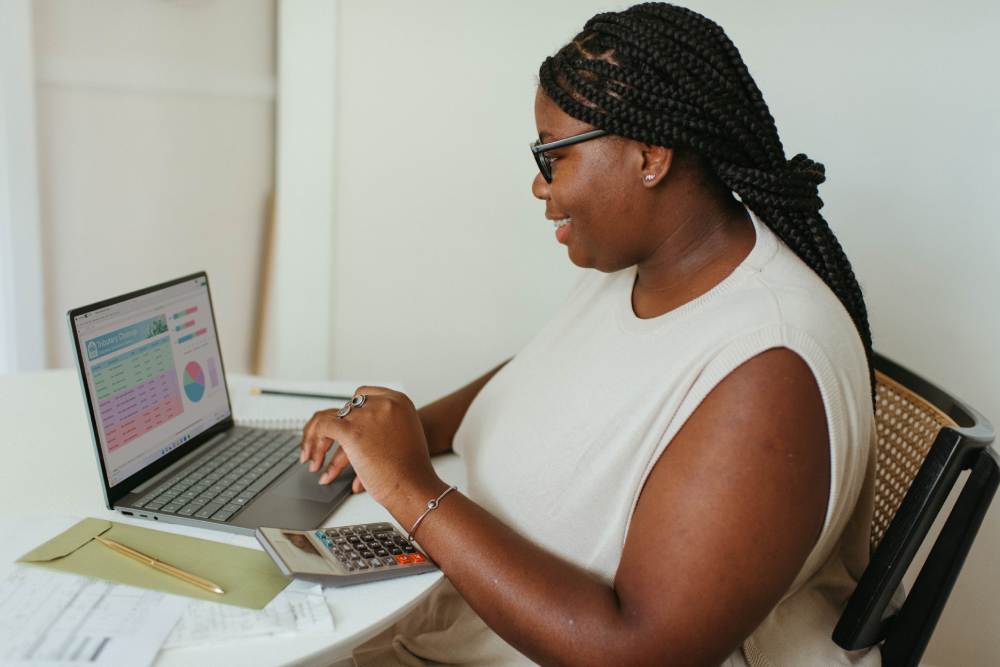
left=550, top=217, right=571, bottom=229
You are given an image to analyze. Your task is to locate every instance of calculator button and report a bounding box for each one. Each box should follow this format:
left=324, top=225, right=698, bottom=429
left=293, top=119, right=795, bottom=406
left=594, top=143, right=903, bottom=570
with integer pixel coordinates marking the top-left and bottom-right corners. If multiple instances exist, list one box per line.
left=382, top=556, right=397, bottom=566
left=390, top=547, right=402, bottom=555
left=368, top=558, right=383, bottom=568
left=402, top=544, right=416, bottom=553
left=410, top=553, right=426, bottom=563
left=375, top=548, right=388, bottom=557
left=395, top=555, right=412, bottom=565
left=354, top=559, right=369, bottom=570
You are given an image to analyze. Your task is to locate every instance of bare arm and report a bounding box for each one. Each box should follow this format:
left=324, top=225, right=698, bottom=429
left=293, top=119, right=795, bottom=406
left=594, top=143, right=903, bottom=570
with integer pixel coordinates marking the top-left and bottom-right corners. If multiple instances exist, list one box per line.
left=418, top=359, right=509, bottom=455
left=381, top=348, right=831, bottom=666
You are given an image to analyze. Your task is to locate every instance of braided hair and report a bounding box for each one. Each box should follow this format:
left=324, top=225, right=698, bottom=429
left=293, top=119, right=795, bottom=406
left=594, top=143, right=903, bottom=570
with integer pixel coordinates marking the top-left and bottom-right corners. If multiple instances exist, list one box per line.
left=539, top=2, right=875, bottom=402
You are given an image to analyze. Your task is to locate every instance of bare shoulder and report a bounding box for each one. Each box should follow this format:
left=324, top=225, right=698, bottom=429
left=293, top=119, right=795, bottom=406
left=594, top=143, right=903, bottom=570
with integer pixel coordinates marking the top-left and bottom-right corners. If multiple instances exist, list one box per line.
left=612, top=347, right=830, bottom=665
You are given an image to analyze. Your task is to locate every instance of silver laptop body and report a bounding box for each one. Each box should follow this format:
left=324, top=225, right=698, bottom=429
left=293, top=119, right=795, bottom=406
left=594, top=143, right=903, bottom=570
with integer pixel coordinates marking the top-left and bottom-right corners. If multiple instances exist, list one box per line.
left=68, top=272, right=353, bottom=536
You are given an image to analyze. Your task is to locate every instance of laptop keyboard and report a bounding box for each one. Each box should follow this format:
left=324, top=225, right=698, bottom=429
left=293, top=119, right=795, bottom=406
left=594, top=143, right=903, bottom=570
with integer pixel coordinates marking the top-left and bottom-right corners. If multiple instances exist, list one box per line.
left=131, top=428, right=301, bottom=522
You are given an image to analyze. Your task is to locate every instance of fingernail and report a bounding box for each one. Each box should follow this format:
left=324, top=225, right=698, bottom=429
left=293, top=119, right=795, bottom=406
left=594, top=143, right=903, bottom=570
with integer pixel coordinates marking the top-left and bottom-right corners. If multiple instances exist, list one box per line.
left=309, top=461, right=319, bottom=472
left=299, top=450, right=307, bottom=463
left=318, top=473, right=329, bottom=484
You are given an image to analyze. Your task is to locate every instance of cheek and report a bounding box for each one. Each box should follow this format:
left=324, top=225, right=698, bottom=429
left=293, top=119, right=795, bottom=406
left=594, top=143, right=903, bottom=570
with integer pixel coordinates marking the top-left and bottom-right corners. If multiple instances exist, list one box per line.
left=563, top=182, right=639, bottom=270
left=556, top=176, right=624, bottom=231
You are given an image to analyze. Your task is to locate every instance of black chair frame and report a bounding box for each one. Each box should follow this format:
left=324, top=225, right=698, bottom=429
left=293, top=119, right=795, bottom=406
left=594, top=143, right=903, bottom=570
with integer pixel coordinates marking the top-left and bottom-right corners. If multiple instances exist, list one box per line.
left=833, top=352, right=997, bottom=666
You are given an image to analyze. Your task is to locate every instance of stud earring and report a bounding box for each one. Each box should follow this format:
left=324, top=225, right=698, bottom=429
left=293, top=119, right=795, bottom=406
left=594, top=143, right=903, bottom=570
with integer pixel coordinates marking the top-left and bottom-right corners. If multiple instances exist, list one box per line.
left=643, top=174, right=655, bottom=182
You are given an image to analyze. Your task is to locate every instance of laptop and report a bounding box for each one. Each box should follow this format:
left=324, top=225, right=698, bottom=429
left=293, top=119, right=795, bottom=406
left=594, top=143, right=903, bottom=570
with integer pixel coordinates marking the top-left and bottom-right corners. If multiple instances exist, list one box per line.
left=68, top=271, right=355, bottom=536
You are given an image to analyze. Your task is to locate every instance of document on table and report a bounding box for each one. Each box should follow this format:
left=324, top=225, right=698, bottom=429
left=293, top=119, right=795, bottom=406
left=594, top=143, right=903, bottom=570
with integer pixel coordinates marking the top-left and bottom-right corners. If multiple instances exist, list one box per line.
left=163, top=582, right=334, bottom=648
left=0, top=566, right=187, bottom=666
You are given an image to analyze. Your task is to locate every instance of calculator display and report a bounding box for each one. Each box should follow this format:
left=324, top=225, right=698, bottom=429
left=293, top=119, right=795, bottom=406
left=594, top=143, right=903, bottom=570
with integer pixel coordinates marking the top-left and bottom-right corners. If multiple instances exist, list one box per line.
left=283, top=531, right=321, bottom=556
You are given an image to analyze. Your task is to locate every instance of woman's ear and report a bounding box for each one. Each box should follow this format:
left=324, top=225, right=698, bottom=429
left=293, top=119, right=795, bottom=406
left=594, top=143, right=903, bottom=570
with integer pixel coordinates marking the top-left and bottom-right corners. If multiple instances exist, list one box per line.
left=639, top=144, right=673, bottom=187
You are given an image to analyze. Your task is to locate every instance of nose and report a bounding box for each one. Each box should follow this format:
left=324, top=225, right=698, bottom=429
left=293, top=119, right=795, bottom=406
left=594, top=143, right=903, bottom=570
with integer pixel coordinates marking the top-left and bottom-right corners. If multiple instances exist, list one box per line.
left=531, top=171, right=550, bottom=200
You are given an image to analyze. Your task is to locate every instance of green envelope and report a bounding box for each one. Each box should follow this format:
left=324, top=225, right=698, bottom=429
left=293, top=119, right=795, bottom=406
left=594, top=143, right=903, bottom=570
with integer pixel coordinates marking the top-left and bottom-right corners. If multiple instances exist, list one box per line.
left=17, top=517, right=290, bottom=609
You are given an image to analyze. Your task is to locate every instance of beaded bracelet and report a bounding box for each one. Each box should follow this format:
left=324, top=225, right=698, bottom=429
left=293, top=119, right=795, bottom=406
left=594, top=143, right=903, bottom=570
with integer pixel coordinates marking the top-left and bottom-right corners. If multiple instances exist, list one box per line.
left=407, top=485, right=457, bottom=543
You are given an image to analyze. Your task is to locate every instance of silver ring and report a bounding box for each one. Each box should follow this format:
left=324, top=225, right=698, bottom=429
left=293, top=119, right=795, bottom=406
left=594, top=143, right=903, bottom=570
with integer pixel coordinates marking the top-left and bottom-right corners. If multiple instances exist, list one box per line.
left=337, top=394, right=367, bottom=419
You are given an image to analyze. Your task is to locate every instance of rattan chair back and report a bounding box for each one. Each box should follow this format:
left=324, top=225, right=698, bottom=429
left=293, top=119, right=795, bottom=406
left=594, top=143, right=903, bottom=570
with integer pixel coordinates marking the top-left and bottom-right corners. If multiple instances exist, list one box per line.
left=871, top=370, right=958, bottom=550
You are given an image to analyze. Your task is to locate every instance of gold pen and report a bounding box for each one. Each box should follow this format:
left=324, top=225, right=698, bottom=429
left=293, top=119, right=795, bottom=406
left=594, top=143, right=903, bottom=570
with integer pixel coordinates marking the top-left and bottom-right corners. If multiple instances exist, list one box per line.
left=94, top=535, right=225, bottom=595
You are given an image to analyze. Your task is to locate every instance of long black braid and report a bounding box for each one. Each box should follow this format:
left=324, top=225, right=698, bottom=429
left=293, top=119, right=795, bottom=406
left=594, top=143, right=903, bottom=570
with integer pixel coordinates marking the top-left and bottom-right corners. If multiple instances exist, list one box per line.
left=539, top=2, right=876, bottom=403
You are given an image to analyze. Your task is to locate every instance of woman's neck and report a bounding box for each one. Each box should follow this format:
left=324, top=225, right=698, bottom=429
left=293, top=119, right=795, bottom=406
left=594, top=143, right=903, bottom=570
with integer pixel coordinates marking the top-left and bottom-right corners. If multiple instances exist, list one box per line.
left=631, top=196, right=755, bottom=319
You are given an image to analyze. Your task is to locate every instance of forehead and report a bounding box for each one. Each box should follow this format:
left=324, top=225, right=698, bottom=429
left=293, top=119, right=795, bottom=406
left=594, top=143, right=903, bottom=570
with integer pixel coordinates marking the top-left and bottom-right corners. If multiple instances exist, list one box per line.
left=534, top=89, right=594, bottom=139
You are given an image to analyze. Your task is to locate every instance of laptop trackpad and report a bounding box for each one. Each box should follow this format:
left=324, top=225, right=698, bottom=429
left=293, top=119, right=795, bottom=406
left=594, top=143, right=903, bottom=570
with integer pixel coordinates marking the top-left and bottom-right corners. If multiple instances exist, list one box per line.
left=272, top=463, right=354, bottom=502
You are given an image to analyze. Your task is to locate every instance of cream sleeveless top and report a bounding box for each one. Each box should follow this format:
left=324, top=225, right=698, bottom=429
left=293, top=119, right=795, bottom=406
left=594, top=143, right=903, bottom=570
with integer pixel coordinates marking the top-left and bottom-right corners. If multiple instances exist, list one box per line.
left=356, top=210, right=879, bottom=667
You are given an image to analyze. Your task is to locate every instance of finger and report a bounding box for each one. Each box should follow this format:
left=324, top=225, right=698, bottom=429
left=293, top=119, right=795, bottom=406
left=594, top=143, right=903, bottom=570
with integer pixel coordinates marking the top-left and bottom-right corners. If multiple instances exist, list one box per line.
left=308, top=436, right=336, bottom=473
left=352, top=477, right=365, bottom=494
left=318, top=446, right=351, bottom=485
left=300, top=411, right=326, bottom=468
left=300, top=412, right=320, bottom=463
left=305, top=411, right=349, bottom=472
left=300, top=409, right=340, bottom=464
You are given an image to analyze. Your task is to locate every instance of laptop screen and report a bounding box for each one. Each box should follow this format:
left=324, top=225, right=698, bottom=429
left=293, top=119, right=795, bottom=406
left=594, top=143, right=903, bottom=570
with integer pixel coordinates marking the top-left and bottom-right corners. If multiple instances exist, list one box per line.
left=71, top=274, right=232, bottom=488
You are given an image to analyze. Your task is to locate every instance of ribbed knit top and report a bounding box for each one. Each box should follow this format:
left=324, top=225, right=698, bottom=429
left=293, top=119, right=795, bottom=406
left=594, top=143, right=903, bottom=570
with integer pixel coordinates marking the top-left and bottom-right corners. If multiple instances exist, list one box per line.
left=372, top=209, right=878, bottom=666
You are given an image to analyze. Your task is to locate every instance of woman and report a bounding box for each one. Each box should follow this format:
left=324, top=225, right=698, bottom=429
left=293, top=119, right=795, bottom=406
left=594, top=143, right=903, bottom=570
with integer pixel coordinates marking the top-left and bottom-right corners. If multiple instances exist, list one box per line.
left=300, top=3, right=876, bottom=665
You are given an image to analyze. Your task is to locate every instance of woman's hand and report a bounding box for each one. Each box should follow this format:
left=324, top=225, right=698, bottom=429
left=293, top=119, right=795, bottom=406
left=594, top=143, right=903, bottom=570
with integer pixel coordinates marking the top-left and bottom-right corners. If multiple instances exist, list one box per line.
left=298, top=386, right=442, bottom=508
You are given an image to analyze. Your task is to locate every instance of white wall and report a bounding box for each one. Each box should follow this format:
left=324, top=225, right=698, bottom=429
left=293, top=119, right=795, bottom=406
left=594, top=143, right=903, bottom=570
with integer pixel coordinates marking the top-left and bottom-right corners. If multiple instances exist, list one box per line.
left=327, top=1, right=999, bottom=664
left=0, top=0, right=45, bottom=374
left=34, top=0, right=276, bottom=374
left=262, top=0, right=336, bottom=380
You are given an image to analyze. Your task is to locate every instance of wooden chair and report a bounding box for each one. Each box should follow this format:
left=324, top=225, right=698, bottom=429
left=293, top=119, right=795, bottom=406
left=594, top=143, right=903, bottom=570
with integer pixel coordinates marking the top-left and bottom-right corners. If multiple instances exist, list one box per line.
left=833, top=352, right=997, bottom=665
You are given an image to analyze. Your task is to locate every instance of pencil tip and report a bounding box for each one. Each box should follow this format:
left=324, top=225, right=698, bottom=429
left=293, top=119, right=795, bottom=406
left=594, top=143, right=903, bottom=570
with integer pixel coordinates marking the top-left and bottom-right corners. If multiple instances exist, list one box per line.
left=249, top=387, right=261, bottom=395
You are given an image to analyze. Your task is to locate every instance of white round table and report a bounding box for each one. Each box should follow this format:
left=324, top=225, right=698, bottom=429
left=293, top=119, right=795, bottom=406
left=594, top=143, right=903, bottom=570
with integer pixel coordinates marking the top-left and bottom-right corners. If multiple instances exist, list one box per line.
left=0, top=369, right=465, bottom=666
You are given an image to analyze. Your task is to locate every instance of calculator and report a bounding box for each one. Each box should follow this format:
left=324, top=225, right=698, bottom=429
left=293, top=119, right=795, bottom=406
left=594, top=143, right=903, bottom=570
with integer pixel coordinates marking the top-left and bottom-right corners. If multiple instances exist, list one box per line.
left=255, top=522, right=437, bottom=587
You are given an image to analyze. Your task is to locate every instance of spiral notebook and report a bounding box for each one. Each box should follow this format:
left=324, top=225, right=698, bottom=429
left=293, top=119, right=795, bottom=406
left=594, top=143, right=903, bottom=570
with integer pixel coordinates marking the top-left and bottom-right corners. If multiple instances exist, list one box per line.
left=228, top=375, right=404, bottom=430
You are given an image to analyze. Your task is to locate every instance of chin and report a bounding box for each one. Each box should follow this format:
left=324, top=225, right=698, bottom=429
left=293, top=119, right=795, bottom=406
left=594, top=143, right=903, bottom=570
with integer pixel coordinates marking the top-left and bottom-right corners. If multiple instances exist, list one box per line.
left=565, top=244, right=593, bottom=269
left=566, top=246, right=616, bottom=273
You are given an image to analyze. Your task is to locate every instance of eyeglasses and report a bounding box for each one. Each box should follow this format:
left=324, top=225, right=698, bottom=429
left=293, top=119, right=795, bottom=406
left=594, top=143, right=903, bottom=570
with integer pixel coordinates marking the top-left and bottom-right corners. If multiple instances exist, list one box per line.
left=530, top=129, right=609, bottom=183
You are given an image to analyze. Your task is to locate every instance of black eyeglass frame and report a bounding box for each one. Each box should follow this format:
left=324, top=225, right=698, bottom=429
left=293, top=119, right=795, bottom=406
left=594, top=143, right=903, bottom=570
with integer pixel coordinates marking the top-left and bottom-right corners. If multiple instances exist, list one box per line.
left=530, top=129, right=609, bottom=183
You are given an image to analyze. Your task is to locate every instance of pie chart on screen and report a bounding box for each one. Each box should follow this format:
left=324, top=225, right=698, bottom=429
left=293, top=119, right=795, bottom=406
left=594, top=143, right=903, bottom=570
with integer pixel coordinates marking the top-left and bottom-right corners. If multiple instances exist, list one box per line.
left=183, top=361, right=206, bottom=402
